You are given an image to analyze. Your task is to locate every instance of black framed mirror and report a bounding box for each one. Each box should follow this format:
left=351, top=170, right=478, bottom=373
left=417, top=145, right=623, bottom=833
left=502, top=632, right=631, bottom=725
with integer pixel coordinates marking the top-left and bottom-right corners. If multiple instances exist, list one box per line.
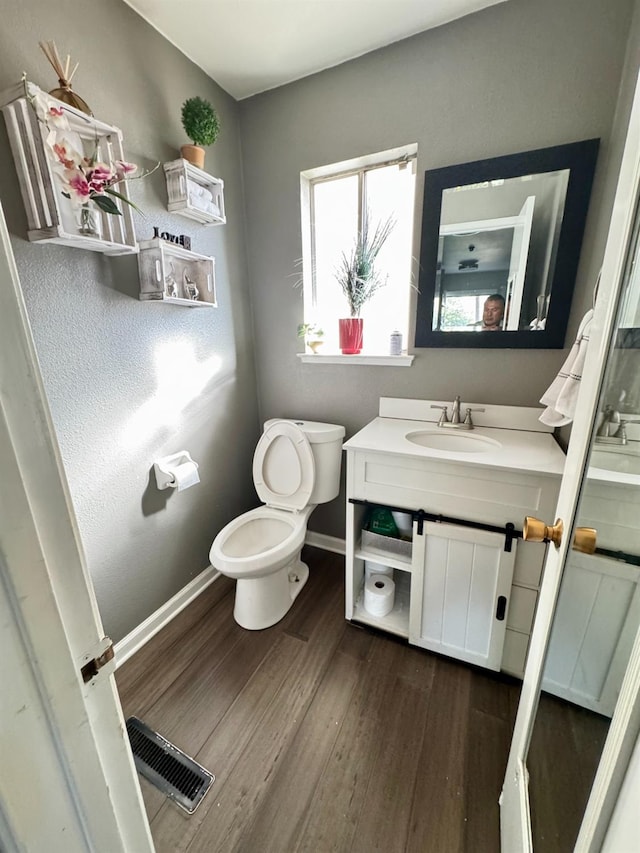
left=414, top=139, right=600, bottom=348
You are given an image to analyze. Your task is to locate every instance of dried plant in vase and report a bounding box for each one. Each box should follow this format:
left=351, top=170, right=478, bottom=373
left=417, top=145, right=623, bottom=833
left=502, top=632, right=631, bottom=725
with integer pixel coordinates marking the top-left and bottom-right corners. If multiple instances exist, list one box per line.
left=335, top=212, right=394, bottom=354
left=39, top=40, right=92, bottom=115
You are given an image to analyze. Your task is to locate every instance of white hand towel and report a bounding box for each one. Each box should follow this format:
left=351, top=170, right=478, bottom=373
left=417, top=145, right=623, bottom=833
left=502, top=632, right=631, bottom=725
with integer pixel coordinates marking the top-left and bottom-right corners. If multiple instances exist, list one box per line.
left=539, top=309, right=593, bottom=426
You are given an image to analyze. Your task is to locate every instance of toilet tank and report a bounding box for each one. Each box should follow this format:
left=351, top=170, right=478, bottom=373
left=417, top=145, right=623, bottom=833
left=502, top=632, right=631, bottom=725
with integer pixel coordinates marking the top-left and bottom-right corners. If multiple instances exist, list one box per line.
left=264, top=419, right=345, bottom=505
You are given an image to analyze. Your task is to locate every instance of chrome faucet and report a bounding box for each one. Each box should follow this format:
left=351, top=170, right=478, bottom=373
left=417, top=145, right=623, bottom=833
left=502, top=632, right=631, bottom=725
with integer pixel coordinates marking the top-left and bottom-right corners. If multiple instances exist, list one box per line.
left=596, top=406, right=640, bottom=445
left=431, top=396, right=485, bottom=430
left=450, top=395, right=461, bottom=425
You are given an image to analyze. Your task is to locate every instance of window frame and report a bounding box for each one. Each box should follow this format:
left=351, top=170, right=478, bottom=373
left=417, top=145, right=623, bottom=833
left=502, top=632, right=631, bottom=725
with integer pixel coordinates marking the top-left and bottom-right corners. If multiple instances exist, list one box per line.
left=300, top=145, right=418, bottom=358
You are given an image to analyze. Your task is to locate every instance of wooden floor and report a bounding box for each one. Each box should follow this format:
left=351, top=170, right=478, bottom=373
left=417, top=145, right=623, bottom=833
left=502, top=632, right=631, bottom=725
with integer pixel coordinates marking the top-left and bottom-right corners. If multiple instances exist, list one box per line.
left=116, top=547, right=605, bottom=853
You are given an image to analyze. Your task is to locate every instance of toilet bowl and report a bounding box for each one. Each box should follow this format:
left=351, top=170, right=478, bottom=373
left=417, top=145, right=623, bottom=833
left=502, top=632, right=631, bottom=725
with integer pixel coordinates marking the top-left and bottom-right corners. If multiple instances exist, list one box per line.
left=209, top=418, right=345, bottom=630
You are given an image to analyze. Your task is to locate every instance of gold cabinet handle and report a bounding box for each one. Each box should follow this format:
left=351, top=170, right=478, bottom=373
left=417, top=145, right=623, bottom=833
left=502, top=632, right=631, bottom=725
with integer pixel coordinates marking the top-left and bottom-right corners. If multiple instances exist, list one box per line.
left=573, top=526, right=597, bottom=554
left=523, top=516, right=564, bottom=548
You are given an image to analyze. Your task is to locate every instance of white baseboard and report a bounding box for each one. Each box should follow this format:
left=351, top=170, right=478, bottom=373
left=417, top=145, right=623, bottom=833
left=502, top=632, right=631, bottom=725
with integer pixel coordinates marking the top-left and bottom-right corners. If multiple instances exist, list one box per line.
left=305, top=530, right=346, bottom=555
left=114, top=565, right=220, bottom=668
left=115, top=534, right=342, bottom=667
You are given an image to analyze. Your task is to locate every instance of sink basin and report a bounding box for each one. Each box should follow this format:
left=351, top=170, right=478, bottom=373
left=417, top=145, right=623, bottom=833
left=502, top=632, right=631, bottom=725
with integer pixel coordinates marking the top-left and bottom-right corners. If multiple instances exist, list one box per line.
left=590, top=448, right=640, bottom=475
left=405, top=430, right=501, bottom=453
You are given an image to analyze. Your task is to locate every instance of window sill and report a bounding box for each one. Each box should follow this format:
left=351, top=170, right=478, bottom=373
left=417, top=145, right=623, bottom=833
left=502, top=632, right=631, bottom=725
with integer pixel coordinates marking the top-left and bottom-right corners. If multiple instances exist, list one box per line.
left=297, top=353, right=414, bottom=366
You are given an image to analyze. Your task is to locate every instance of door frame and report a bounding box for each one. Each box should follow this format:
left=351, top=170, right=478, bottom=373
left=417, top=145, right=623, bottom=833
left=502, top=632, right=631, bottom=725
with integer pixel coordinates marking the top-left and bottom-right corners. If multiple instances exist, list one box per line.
left=500, top=69, right=640, bottom=851
left=0, top=203, right=154, bottom=851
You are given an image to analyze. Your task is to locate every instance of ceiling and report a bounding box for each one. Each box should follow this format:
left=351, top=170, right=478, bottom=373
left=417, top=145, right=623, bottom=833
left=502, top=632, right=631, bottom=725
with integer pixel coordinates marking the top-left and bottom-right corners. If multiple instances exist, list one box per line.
left=124, top=0, right=509, bottom=100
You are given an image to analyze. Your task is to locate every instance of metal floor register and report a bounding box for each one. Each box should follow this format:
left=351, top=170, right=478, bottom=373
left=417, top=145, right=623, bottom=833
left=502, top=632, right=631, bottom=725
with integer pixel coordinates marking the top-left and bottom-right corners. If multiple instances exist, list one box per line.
left=126, top=716, right=214, bottom=814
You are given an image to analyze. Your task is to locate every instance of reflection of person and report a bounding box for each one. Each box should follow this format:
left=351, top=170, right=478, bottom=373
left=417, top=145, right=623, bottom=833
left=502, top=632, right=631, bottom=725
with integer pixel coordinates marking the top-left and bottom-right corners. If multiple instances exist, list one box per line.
left=481, top=294, right=505, bottom=331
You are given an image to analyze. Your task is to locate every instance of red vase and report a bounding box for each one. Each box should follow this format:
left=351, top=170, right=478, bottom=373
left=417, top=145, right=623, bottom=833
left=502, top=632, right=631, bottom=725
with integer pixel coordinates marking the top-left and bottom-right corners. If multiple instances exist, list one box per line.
left=339, top=318, right=364, bottom=354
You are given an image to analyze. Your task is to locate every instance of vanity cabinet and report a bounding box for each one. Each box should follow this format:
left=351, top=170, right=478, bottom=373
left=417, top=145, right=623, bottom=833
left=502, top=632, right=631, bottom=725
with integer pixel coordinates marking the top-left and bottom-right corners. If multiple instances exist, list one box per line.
left=344, top=400, right=564, bottom=677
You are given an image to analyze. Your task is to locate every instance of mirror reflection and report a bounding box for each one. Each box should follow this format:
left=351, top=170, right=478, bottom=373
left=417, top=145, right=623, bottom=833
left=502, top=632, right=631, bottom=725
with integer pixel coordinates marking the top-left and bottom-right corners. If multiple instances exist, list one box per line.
left=526, top=198, right=640, bottom=850
left=414, top=140, right=599, bottom=349
left=434, top=170, right=568, bottom=333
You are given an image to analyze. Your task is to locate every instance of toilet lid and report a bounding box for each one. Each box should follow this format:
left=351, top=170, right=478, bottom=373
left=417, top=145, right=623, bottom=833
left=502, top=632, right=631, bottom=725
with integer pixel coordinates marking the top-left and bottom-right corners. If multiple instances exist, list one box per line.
left=253, top=421, right=315, bottom=511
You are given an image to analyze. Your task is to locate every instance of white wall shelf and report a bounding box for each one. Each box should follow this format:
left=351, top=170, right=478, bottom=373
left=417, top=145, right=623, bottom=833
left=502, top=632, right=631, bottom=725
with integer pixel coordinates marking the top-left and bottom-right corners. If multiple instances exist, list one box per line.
left=138, top=238, right=216, bottom=308
left=163, top=159, right=226, bottom=226
left=0, top=82, right=138, bottom=255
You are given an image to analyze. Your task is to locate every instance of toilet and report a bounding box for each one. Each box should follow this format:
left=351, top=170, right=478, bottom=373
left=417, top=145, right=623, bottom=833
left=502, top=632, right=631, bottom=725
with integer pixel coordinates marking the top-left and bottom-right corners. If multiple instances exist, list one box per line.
left=210, top=418, right=345, bottom=630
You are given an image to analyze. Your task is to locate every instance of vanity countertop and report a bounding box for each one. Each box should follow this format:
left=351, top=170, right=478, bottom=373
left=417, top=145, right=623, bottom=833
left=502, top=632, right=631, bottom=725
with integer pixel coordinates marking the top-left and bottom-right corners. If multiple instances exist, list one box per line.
left=343, top=416, right=566, bottom=478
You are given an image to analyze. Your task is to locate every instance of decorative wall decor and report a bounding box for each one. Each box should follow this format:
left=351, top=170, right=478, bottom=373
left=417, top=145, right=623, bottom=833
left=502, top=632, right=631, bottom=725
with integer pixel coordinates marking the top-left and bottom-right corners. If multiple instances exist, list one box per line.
left=152, top=226, right=191, bottom=251
left=38, top=40, right=92, bottom=115
left=180, top=96, right=220, bottom=169
left=138, top=237, right=216, bottom=308
left=164, top=158, right=226, bottom=226
left=0, top=81, right=138, bottom=254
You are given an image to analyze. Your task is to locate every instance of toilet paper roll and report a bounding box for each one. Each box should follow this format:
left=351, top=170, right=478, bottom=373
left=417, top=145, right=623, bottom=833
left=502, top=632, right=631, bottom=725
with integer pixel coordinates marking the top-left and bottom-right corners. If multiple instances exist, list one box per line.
left=364, top=573, right=395, bottom=618
left=364, top=561, right=394, bottom=579
left=391, top=511, right=413, bottom=537
left=171, top=461, right=200, bottom=491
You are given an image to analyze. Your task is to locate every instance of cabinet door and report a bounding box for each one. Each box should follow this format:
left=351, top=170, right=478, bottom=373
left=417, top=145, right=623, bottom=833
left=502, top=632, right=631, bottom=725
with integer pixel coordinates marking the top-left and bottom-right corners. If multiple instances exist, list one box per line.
left=409, top=522, right=516, bottom=671
left=541, top=552, right=640, bottom=716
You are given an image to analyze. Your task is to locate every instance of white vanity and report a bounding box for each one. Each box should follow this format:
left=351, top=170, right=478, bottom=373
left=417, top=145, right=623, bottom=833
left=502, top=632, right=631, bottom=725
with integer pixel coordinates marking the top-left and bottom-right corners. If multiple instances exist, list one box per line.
left=343, top=397, right=565, bottom=677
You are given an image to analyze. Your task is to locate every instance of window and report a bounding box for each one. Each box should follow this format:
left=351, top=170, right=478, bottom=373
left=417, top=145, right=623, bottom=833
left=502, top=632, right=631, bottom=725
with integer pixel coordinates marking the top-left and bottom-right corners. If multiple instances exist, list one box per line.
left=300, top=145, right=417, bottom=356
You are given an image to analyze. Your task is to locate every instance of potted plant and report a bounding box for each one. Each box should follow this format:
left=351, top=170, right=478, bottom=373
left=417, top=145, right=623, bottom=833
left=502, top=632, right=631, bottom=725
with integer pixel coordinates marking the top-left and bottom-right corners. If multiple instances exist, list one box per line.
left=297, top=322, right=324, bottom=354
left=335, top=213, right=394, bottom=354
left=180, top=96, right=221, bottom=169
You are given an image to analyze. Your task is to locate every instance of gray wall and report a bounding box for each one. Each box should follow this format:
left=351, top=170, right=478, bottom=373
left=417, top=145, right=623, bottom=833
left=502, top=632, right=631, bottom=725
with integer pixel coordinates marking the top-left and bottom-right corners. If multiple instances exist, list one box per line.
left=0, top=0, right=260, bottom=642
left=238, top=0, right=635, bottom=537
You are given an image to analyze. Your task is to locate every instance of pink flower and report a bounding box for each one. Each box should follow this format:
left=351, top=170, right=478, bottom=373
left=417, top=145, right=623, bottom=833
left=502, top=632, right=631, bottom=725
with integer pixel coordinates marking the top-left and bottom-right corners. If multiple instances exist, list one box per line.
left=115, top=160, right=137, bottom=181
left=87, top=163, right=113, bottom=192
left=67, top=172, right=91, bottom=201
left=52, top=140, right=81, bottom=170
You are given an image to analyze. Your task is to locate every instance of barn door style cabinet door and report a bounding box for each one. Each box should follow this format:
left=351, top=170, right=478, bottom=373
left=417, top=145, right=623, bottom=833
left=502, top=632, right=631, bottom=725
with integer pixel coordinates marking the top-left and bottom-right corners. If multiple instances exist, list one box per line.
left=408, top=522, right=516, bottom=671
left=0, top=82, right=138, bottom=255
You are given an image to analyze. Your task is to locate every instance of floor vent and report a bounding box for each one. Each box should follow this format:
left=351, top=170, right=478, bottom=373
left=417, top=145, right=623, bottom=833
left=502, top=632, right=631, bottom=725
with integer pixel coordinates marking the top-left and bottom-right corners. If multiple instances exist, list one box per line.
left=126, top=716, right=214, bottom=814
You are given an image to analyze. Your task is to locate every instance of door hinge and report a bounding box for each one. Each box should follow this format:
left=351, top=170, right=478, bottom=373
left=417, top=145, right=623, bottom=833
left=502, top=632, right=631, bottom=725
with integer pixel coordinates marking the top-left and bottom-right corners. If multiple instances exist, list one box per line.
left=81, top=638, right=115, bottom=683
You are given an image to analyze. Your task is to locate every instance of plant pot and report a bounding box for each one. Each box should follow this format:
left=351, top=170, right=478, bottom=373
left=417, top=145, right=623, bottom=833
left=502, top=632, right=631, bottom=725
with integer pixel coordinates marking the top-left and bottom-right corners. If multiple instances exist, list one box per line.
left=180, top=144, right=205, bottom=169
left=308, top=340, right=323, bottom=354
left=339, top=318, right=363, bottom=354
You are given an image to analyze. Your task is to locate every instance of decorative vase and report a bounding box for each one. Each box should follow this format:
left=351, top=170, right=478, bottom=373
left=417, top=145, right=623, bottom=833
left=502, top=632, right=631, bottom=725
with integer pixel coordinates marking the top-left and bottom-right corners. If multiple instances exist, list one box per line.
left=308, top=340, right=323, bottom=354
left=49, top=82, right=92, bottom=116
left=181, top=144, right=205, bottom=169
left=339, top=318, right=364, bottom=354
left=77, top=205, right=101, bottom=238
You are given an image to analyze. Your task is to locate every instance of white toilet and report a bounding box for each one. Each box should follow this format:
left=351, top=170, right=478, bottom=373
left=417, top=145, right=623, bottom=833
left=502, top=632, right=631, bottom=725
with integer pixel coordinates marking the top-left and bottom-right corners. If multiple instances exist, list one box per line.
left=209, top=418, right=345, bottom=630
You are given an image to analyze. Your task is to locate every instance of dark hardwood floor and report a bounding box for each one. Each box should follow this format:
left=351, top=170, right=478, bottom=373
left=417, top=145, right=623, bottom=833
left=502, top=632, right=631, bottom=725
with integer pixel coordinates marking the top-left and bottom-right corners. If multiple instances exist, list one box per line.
left=115, top=547, right=605, bottom=853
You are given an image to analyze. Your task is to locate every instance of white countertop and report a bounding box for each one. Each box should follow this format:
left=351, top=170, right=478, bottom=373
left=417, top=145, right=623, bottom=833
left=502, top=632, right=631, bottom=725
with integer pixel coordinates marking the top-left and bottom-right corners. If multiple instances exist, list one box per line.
left=343, top=417, right=566, bottom=477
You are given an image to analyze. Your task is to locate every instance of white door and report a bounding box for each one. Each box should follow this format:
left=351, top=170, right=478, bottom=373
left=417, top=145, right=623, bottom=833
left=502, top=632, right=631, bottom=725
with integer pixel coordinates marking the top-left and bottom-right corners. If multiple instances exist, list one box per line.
left=505, top=196, right=535, bottom=330
left=409, top=522, right=515, bottom=670
left=500, top=71, right=640, bottom=852
left=0, top=204, right=154, bottom=852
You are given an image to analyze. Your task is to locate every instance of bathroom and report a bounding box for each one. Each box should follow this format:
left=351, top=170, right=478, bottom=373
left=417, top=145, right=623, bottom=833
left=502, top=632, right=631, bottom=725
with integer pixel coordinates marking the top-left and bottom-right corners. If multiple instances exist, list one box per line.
left=2, top=0, right=640, bottom=850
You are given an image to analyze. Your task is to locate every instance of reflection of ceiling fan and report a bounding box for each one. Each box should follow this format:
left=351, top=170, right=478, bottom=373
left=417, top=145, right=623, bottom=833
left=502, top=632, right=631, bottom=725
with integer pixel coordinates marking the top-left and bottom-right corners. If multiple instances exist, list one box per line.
left=458, top=243, right=478, bottom=271
left=458, top=258, right=478, bottom=270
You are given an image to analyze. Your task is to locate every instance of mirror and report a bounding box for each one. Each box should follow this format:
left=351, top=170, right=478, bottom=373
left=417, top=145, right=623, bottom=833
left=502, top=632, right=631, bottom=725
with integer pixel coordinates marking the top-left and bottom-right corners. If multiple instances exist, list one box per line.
left=414, top=140, right=600, bottom=348
left=526, top=190, right=640, bottom=849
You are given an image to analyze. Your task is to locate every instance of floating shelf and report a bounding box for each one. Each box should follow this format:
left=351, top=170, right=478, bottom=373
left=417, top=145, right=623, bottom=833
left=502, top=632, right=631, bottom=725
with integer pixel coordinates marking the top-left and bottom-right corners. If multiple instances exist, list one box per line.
left=0, top=82, right=137, bottom=255
left=163, top=159, right=226, bottom=226
left=138, top=238, right=216, bottom=308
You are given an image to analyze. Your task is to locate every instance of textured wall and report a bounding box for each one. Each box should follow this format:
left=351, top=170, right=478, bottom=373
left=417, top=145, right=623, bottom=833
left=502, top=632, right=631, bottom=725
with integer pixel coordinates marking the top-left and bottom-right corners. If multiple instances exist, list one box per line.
left=239, top=0, right=635, bottom=537
left=0, top=0, right=260, bottom=642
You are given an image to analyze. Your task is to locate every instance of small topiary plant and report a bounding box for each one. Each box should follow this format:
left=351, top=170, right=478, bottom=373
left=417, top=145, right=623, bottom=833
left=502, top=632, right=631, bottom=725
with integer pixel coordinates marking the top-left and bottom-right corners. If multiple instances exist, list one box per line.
left=181, top=96, right=221, bottom=147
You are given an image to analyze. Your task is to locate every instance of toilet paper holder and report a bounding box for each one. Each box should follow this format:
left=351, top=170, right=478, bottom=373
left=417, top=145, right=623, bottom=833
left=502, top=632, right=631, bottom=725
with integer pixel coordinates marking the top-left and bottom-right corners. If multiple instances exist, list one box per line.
left=154, top=451, right=199, bottom=490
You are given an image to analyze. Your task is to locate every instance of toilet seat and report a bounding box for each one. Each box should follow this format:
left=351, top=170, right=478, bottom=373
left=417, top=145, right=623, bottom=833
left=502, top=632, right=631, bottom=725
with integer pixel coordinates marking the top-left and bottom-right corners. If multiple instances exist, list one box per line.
left=252, top=420, right=315, bottom=512
left=210, top=505, right=309, bottom=579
